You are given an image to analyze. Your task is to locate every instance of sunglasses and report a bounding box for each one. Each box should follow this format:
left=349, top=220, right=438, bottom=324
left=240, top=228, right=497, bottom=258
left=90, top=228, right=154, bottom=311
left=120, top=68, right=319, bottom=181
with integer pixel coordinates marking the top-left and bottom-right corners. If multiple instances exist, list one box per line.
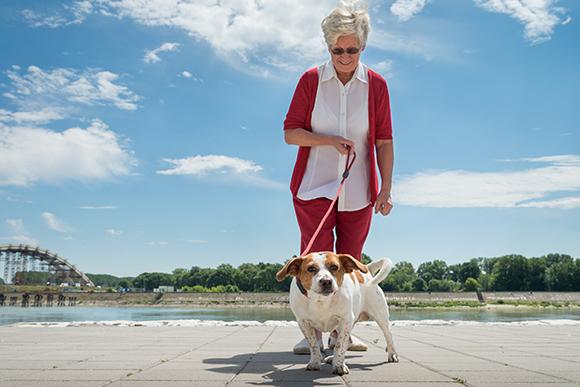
left=330, top=46, right=361, bottom=56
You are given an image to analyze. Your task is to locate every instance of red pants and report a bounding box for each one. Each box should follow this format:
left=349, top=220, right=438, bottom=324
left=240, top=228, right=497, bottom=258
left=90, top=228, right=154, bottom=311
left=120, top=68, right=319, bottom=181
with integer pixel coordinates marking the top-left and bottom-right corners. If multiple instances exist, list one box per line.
left=293, top=196, right=372, bottom=261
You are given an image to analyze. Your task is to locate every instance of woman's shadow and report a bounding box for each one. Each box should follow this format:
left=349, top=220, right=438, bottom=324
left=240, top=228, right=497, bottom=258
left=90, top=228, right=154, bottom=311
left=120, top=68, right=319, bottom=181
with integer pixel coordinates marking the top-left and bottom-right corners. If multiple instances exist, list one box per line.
left=203, top=350, right=388, bottom=385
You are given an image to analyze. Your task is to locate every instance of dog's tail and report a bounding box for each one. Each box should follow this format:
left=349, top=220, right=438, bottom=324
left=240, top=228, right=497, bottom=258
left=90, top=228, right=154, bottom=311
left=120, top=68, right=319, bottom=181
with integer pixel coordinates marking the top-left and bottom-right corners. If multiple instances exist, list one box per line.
left=366, top=258, right=394, bottom=287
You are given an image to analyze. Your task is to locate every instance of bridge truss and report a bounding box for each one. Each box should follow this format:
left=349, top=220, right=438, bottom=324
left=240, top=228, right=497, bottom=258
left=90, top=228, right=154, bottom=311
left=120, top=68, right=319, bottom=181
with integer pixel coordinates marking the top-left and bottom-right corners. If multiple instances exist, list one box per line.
left=0, top=244, right=95, bottom=287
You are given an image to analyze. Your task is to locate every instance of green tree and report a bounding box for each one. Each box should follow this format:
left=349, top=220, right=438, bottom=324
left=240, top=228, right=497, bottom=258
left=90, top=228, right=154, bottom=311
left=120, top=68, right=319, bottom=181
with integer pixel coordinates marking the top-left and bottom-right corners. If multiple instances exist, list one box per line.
left=544, top=253, right=574, bottom=267
left=457, top=259, right=481, bottom=283
left=118, top=279, right=131, bottom=289
left=463, top=277, right=480, bottom=291
left=172, top=268, right=189, bottom=289
left=381, top=261, right=417, bottom=291
left=544, top=256, right=576, bottom=291
left=234, top=263, right=259, bottom=291
left=133, top=272, right=174, bottom=291
left=492, top=255, right=529, bottom=291
left=206, top=264, right=235, bottom=288
left=477, top=273, right=494, bottom=291
left=417, top=260, right=449, bottom=283
left=185, top=266, right=214, bottom=287
left=527, top=257, right=547, bottom=291
left=412, top=277, right=428, bottom=291
left=428, top=279, right=457, bottom=292
left=361, top=253, right=373, bottom=265
left=481, top=257, right=499, bottom=276
left=447, top=264, right=461, bottom=282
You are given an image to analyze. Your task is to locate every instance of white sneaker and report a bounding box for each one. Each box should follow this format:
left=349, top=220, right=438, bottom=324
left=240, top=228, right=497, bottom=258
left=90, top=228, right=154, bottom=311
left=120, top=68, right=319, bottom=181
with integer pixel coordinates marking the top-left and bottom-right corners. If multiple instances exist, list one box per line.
left=293, top=337, right=324, bottom=355
left=328, top=334, right=368, bottom=351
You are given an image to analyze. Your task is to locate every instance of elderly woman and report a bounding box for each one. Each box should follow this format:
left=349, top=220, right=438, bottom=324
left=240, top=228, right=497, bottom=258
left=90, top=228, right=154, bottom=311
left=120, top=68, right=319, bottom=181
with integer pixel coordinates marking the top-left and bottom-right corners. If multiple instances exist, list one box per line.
left=283, top=6, right=394, bottom=353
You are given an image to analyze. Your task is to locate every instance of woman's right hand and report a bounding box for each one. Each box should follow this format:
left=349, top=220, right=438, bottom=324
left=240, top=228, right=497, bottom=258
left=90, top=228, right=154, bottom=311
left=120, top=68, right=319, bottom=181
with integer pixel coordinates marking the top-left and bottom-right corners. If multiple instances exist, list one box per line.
left=329, top=135, right=354, bottom=155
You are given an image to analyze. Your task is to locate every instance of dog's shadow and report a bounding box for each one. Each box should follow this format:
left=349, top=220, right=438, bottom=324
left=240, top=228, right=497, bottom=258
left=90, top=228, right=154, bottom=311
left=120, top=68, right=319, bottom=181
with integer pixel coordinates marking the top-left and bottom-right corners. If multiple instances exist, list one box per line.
left=203, top=351, right=389, bottom=385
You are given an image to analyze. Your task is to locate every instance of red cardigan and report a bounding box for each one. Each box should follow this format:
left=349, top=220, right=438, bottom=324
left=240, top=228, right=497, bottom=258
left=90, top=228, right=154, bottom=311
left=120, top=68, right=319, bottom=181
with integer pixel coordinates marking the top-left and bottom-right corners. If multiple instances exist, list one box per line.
left=283, top=67, right=393, bottom=204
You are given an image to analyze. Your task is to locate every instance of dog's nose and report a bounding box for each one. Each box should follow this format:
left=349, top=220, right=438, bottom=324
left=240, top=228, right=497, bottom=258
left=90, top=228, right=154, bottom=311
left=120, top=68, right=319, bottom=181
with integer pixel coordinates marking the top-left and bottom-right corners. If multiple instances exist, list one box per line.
left=320, top=278, right=332, bottom=289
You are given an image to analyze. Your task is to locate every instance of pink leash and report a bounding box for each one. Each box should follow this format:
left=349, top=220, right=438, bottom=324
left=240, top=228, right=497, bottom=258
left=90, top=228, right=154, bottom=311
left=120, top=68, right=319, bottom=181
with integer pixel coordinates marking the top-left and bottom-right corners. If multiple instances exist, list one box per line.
left=300, top=148, right=357, bottom=257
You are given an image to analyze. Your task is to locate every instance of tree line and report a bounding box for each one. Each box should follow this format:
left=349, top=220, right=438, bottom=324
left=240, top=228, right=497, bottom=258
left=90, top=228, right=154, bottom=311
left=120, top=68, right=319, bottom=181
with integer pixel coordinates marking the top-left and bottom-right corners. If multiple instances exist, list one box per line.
left=82, top=253, right=580, bottom=292
left=9, top=253, right=580, bottom=292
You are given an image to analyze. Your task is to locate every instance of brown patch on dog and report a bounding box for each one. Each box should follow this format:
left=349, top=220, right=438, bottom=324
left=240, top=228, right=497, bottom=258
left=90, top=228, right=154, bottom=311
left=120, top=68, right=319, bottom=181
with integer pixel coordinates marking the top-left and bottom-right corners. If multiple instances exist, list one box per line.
left=275, top=257, right=303, bottom=281
left=324, top=252, right=346, bottom=286
left=357, top=312, right=370, bottom=322
left=275, top=254, right=322, bottom=292
left=338, top=254, right=369, bottom=274
left=354, top=270, right=365, bottom=284
left=297, top=254, right=320, bottom=291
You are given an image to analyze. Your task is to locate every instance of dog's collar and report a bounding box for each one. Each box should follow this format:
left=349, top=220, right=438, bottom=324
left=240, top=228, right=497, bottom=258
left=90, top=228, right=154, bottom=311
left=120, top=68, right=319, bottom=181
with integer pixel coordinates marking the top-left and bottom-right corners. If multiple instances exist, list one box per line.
left=296, top=278, right=308, bottom=297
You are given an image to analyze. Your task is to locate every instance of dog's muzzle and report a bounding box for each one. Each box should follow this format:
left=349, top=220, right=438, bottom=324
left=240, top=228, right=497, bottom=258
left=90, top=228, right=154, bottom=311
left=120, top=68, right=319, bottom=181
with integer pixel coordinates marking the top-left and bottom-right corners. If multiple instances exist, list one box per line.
left=319, top=278, right=334, bottom=295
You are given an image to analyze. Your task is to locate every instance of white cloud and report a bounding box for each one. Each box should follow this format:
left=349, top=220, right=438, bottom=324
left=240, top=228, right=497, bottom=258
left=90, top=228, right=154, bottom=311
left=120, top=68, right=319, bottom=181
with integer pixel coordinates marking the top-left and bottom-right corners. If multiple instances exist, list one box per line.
left=474, top=0, right=569, bottom=44
left=42, top=212, right=69, bottom=233
left=157, top=155, right=284, bottom=189
left=5, top=65, right=140, bottom=111
left=159, top=155, right=263, bottom=175
left=145, top=241, right=168, bottom=246
left=394, top=155, right=580, bottom=209
left=0, top=119, right=137, bottom=186
left=372, top=59, right=394, bottom=78
left=518, top=196, right=580, bottom=209
left=367, top=29, right=441, bottom=61
left=22, top=1, right=93, bottom=28
left=4, top=219, right=37, bottom=246
left=78, top=0, right=335, bottom=75
left=0, top=107, right=65, bottom=125
left=181, top=71, right=192, bottom=78
left=80, top=205, right=117, bottom=210
left=144, top=42, right=181, bottom=64
left=390, top=0, right=428, bottom=21
left=106, top=228, right=123, bottom=236
left=185, top=239, right=207, bottom=244
left=23, top=1, right=447, bottom=74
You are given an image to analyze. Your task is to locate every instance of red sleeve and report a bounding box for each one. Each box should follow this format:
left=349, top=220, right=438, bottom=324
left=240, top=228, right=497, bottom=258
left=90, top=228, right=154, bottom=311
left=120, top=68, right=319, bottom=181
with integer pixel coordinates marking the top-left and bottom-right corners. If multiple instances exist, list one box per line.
left=374, top=76, right=393, bottom=140
left=283, top=70, right=315, bottom=130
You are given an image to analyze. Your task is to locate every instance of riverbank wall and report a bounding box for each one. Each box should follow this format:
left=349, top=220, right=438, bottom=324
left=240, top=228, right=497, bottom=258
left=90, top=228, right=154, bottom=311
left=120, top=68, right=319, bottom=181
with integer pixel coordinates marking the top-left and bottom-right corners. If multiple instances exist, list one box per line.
left=3, top=291, right=580, bottom=307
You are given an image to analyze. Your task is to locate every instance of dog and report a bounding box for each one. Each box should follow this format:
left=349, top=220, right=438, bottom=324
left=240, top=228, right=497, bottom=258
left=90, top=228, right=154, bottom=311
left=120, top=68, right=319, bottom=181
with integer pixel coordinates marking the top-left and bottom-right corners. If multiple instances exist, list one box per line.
left=276, top=252, right=399, bottom=375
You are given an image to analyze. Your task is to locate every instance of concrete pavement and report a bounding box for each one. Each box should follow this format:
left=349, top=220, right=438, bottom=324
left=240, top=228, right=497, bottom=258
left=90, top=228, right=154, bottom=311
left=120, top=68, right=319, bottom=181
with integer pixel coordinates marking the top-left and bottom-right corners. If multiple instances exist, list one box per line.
left=1, top=322, right=580, bottom=386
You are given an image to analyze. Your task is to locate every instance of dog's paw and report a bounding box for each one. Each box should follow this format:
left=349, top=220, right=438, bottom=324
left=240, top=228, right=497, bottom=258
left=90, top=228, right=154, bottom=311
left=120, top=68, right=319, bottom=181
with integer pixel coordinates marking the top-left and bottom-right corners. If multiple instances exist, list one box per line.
left=306, top=361, right=321, bottom=371
left=332, top=363, right=349, bottom=375
left=323, top=355, right=334, bottom=364
left=387, top=351, right=399, bottom=363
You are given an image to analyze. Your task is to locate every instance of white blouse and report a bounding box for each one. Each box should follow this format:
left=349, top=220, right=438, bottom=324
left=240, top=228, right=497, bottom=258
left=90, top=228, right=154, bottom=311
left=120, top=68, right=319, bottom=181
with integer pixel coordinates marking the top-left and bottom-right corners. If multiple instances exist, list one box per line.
left=297, top=61, right=370, bottom=211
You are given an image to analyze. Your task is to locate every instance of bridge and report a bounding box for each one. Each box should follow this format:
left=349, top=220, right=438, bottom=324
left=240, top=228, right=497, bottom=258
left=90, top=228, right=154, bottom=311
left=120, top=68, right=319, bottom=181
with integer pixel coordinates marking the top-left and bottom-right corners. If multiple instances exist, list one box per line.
left=0, top=244, right=95, bottom=287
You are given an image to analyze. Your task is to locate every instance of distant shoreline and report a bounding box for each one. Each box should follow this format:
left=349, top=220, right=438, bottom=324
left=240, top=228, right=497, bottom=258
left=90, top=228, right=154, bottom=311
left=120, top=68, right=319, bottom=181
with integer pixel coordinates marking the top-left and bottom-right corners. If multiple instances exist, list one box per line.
left=3, top=291, right=580, bottom=309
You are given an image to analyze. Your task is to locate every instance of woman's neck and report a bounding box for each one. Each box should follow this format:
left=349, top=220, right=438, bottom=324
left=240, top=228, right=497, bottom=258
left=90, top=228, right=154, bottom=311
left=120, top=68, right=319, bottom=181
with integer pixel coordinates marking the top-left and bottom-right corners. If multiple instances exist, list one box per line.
left=337, top=71, right=354, bottom=85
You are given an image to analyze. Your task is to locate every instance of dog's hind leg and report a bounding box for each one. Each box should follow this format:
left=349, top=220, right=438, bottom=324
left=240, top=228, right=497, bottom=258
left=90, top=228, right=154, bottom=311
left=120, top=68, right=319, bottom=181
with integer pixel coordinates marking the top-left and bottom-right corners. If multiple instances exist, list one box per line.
left=366, top=289, right=399, bottom=363
left=297, top=319, right=323, bottom=370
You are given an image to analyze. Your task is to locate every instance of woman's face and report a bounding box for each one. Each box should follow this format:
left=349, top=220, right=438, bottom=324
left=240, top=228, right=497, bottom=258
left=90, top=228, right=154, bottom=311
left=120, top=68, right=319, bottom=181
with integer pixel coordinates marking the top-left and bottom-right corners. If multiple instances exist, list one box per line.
left=329, top=35, right=363, bottom=75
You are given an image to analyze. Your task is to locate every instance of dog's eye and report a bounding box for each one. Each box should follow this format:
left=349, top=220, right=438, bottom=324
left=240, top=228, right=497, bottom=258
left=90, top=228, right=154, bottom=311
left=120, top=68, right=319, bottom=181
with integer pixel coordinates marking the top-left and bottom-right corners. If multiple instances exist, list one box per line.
left=329, top=265, right=338, bottom=271
left=307, top=266, right=317, bottom=273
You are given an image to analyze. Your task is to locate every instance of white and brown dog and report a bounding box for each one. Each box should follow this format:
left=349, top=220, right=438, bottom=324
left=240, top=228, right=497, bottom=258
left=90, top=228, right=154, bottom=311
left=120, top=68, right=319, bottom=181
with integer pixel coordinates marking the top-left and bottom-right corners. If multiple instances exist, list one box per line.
left=276, top=252, right=399, bottom=375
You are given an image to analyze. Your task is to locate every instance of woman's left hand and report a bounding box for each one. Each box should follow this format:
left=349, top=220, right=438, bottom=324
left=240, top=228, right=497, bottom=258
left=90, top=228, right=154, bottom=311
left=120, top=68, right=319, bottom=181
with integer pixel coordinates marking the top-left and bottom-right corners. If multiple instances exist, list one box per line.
left=374, top=189, right=393, bottom=216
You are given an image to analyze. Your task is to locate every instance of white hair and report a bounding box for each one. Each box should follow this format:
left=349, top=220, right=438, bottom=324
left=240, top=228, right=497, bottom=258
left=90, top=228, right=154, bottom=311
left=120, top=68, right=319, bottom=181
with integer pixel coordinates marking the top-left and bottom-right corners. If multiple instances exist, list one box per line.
left=321, top=4, right=371, bottom=48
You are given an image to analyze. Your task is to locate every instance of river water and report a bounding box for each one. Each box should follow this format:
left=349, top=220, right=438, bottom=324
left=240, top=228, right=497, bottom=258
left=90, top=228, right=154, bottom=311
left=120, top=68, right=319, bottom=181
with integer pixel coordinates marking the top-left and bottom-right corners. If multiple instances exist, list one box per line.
left=1, top=306, right=580, bottom=326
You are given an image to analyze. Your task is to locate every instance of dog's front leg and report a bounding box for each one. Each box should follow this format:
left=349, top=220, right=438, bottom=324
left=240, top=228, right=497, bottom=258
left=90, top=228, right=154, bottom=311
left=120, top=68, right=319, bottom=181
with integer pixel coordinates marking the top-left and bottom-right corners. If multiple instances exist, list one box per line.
left=297, top=319, right=322, bottom=371
left=331, top=319, right=351, bottom=375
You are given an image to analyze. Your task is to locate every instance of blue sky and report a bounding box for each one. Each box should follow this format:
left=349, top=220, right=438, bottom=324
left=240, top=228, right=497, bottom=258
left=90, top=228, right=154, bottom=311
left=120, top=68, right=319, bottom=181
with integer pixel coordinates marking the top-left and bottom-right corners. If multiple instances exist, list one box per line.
left=1, top=0, right=579, bottom=277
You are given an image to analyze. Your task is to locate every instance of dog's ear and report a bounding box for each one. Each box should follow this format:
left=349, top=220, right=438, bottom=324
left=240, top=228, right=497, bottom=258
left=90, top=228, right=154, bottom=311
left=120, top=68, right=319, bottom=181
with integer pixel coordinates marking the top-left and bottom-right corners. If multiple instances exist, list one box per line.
left=276, top=257, right=304, bottom=282
left=338, top=254, right=368, bottom=273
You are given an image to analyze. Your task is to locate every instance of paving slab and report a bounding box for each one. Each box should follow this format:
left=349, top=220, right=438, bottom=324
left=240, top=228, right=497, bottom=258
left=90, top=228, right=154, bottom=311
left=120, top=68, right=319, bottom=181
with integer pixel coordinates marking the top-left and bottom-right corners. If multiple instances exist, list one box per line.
left=1, top=323, right=580, bottom=386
